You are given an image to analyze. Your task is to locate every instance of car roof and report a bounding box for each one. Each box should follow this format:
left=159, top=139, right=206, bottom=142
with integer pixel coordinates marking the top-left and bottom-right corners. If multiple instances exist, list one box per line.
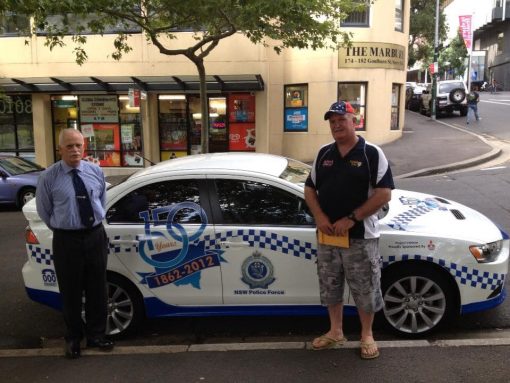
left=130, top=152, right=290, bottom=179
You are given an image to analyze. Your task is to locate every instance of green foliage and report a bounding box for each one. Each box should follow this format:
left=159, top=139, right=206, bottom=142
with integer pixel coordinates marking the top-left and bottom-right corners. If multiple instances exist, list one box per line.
left=408, top=0, right=447, bottom=69
left=438, top=30, right=467, bottom=79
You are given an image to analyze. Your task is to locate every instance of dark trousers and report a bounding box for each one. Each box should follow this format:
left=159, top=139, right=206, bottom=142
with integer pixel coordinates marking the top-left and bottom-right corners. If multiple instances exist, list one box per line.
left=52, top=224, right=108, bottom=342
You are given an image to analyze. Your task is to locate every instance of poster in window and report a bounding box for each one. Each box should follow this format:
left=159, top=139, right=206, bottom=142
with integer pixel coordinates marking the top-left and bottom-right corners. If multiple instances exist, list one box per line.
left=79, top=95, right=119, bottom=123
left=82, top=124, right=121, bottom=166
left=284, top=108, right=308, bottom=132
left=229, top=123, right=255, bottom=151
left=228, top=94, right=255, bottom=123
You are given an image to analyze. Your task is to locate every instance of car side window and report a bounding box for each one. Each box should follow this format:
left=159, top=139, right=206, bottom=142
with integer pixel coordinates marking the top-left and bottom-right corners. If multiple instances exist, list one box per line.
left=214, top=179, right=314, bottom=226
left=106, top=179, right=202, bottom=224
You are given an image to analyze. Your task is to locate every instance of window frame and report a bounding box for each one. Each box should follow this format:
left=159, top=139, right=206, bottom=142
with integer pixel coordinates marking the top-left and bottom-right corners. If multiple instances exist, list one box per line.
left=337, top=82, right=368, bottom=131
left=391, top=83, right=402, bottom=131
left=283, top=84, right=309, bottom=132
left=341, top=1, right=370, bottom=28
left=395, top=0, right=404, bottom=32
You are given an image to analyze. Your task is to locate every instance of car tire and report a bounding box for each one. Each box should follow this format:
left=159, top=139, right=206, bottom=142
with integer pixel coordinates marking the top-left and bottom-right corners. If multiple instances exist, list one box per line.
left=460, top=107, right=468, bottom=117
left=106, top=274, right=144, bottom=337
left=381, top=262, right=458, bottom=337
left=17, top=187, right=36, bottom=208
left=449, top=88, right=466, bottom=104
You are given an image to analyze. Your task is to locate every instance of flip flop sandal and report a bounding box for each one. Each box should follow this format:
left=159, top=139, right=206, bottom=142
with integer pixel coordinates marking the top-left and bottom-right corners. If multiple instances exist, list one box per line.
left=360, top=340, right=380, bottom=359
left=311, top=335, right=347, bottom=350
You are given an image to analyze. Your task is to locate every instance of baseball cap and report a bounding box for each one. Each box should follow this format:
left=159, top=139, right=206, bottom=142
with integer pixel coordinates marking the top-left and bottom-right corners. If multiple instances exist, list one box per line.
left=324, top=101, right=355, bottom=120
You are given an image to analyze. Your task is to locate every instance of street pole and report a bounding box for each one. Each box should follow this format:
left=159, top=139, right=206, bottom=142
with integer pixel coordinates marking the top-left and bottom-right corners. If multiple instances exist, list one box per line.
left=431, top=0, right=439, bottom=120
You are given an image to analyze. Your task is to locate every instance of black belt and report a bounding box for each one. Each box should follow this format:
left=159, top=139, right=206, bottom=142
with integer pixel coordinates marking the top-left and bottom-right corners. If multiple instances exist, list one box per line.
left=53, top=223, right=103, bottom=234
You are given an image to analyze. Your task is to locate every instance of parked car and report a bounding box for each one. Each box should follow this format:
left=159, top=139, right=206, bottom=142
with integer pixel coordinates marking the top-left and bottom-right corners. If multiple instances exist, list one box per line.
left=405, top=82, right=426, bottom=112
left=420, top=80, right=469, bottom=117
left=21, top=153, right=509, bottom=337
left=0, top=156, right=44, bottom=208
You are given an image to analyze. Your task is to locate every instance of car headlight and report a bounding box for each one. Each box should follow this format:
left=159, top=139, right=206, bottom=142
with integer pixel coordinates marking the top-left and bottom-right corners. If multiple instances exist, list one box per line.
left=469, top=240, right=503, bottom=263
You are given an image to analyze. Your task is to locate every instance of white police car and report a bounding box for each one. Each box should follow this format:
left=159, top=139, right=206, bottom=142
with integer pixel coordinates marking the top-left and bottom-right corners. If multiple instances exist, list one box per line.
left=21, top=153, right=509, bottom=337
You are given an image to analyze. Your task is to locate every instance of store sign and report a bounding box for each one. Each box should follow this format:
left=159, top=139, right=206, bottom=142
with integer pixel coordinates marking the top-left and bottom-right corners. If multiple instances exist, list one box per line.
left=79, top=95, right=119, bottom=123
left=284, top=108, right=308, bottom=132
left=338, top=42, right=406, bottom=70
left=128, top=88, right=140, bottom=107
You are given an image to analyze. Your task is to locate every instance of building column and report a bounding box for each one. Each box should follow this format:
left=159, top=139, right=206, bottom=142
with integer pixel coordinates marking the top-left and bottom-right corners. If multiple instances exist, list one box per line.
left=31, top=94, right=54, bottom=167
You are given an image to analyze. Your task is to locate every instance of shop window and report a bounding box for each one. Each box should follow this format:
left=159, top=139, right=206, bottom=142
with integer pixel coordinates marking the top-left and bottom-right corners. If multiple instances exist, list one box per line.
left=395, top=0, right=404, bottom=32
left=159, top=95, right=188, bottom=160
left=284, top=84, right=308, bottom=132
left=341, top=1, right=370, bottom=27
left=228, top=93, right=256, bottom=151
left=0, top=12, right=30, bottom=36
left=52, top=95, right=143, bottom=166
left=0, top=96, right=35, bottom=161
left=119, top=97, right=143, bottom=167
left=338, top=82, right=367, bottom=131
left=391, top=84, right=401, bottom=130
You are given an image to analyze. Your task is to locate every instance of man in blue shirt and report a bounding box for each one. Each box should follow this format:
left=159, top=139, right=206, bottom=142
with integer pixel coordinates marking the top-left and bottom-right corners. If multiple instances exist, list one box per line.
left=36, top=128, right=113, bottom=359
left=305, top=101, right=394, bottom=359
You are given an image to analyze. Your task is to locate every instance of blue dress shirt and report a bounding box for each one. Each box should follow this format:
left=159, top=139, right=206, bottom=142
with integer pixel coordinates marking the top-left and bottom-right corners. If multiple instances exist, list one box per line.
left=36, top=160, right=106, bottom=230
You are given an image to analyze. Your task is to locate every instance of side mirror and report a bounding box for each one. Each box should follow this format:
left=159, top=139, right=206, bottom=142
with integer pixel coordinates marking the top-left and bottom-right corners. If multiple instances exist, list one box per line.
left=0, top=170, right=8, bottom=178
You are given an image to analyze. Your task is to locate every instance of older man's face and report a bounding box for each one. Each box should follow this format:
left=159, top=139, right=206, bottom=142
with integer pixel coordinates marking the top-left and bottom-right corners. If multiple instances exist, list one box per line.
left=328, top=113, right=356, bottom=142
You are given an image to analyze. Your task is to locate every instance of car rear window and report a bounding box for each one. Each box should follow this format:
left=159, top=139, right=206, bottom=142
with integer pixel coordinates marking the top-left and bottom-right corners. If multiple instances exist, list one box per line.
left=439, top=82, right=464, bottom=93
left=279, top=158, right=311, bottom=185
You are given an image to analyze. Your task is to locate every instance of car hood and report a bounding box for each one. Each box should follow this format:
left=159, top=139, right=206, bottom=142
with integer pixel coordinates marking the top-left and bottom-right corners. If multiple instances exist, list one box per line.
left=11, top=171, right=42, bottom=185
left=381, top=189, right=504, bottom=243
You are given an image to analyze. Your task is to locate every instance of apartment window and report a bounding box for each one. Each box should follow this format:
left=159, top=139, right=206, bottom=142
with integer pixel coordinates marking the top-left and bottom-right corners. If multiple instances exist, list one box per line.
left=391, top=84, right=401, bottom=130
left=284, top=84, right=308, bottom=132
left=342, top=1, right=370, bottom=27
left=395, top=0, right=404, bottom=32
left=338, top=83, right=367, bottom=131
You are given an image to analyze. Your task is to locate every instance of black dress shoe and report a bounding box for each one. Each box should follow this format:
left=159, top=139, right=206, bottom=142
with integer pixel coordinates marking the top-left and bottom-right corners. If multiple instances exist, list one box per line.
left=65, top=340, right=81, bottom=359
left=86, top=338, right=114, bottom=351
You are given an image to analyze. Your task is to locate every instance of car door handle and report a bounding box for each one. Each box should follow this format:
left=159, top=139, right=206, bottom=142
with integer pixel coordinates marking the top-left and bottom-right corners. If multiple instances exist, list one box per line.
left=110, top=239, right=139, bottom=245
left=219, top=241, right=250, bottom=248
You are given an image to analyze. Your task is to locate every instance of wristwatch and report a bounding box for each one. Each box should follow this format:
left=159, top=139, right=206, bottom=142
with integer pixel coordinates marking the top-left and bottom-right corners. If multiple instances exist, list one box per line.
left=347, top=212, right=360, bottom=223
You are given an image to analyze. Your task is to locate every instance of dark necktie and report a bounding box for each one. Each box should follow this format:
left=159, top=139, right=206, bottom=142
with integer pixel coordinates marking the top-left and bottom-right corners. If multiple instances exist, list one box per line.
left=71, top=169, right=95, bottom=228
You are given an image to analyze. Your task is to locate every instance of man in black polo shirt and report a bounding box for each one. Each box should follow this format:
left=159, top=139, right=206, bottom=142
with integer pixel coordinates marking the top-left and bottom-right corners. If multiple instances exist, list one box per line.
left=304, top=101, right=394, bottom=359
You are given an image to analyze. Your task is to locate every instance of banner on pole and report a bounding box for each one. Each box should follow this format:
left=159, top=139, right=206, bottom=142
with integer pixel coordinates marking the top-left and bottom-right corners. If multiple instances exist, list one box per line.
left=459, top=15, right=472, bottom=51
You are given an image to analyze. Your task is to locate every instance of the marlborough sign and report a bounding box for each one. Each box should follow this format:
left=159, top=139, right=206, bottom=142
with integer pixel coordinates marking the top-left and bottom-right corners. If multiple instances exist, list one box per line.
left=338, top=42, right=406, bottom=70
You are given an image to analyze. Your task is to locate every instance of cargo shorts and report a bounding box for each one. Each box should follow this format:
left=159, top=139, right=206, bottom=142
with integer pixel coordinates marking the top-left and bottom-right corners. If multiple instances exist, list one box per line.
left=316, top=238, right=383, bottom=313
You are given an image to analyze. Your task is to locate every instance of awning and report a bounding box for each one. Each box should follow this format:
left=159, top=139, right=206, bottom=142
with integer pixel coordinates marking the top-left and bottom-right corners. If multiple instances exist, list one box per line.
left=0, top=74, right=264, bottom=93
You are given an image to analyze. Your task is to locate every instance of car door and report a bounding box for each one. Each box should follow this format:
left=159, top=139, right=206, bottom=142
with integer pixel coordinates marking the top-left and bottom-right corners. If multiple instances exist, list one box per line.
left=105, top=176, right=223, bottom=306
left=208, top=176, right=351, bottom=307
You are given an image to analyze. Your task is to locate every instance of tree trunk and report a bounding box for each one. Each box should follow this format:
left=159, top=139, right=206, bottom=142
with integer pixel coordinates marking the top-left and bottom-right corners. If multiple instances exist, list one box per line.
left=195, top=59, right=209, bottom=154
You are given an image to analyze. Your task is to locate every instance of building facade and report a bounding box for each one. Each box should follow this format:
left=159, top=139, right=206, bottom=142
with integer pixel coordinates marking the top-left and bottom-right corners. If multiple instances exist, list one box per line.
left=445, top=0, right=509, bottom=90
left=0, top=0, right=410, bottom=176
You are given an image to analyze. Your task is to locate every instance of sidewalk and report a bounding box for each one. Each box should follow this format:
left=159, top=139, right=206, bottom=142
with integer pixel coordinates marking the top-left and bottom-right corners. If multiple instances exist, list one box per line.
left=382, top=111, right=501, bottom=179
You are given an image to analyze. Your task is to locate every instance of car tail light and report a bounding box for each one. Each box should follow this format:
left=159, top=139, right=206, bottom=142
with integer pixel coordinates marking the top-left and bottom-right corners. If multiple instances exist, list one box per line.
left=25, top=226, right=39, bottom=245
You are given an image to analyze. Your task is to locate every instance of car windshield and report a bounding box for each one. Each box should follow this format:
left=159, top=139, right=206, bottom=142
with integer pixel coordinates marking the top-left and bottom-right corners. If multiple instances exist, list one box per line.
left=279, top=158, right=311, bottom=185
left=439, top=82, right=464, bottom=93
left=0, top=157, right=44, bottom=175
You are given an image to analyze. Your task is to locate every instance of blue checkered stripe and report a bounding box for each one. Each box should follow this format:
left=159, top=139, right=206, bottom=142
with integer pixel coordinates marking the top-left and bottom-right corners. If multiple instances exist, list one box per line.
left=27, top=244, right=53, bottom=266
left=203, top=229, right=316, bottom=260
left=387, top=205, right=433, bottom=231
left=383, top=254, right=506, bottom=290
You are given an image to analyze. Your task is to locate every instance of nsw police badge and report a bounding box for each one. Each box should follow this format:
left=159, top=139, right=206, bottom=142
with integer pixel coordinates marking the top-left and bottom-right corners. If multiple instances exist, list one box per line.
left=241, top=251, right=275, bottom=289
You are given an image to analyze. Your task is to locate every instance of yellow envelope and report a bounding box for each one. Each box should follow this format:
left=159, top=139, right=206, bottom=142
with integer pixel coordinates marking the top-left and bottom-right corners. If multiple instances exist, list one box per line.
left=318, top=230, right=349, bottom=248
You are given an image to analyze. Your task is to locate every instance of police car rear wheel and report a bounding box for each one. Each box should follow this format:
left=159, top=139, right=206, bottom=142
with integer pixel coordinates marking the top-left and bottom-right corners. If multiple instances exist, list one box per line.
left=382, top=264, right=455, bottom=337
